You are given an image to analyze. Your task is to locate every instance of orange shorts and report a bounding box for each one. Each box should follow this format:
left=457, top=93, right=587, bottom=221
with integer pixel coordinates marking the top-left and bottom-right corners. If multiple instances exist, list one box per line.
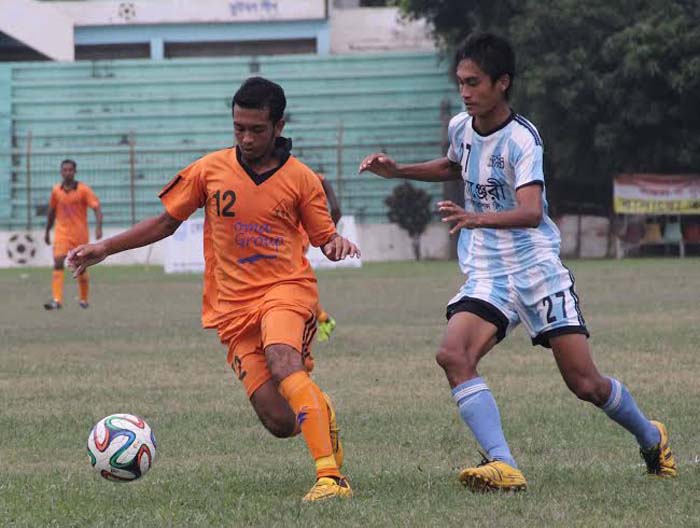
left=53, top=235, right=87, bottom=259
left=218, top=284, right=319, bottom=398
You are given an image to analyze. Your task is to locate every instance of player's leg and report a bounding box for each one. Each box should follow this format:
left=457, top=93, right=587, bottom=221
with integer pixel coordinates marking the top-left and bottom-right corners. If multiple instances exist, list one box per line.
left=265, top=343, right=351, bottom=501
left=438, top=296, right=526, bottom=491
left=250, top=379, right=298, bottom=438
left=45, top=255, right=66, bottom=310
left=550, top=333, right=677, bottom=477
left=77, top=270, right=90, bottom=308
left=524, top=259, right=676, bottom=477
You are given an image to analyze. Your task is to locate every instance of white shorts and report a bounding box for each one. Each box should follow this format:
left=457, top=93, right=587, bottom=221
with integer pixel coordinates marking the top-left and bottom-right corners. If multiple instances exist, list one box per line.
left=446, top=258, right=589, bottom=348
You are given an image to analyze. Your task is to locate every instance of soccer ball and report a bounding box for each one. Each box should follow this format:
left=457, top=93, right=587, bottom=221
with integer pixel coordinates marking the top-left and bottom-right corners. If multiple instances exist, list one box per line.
left=87, top=413, right=157, bottom=482
left=6, top=233, right=36, bottom=265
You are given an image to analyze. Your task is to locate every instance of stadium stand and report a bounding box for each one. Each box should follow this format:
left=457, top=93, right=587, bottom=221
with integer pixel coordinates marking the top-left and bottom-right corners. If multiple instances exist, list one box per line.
left=1, top=52, right=459, bottom=228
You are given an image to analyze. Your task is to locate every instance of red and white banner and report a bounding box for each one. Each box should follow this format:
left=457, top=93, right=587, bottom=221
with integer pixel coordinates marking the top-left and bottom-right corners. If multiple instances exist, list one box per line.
left=614, top=173, right=700, bottom=215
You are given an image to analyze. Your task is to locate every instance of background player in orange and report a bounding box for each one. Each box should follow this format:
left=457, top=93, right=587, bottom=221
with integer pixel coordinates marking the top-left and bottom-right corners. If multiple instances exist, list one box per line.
left=44, top=159, right=102, bottom=310
left=67, top=77, right=360, bottom=502
left=301, top=172, right=342, bottom=342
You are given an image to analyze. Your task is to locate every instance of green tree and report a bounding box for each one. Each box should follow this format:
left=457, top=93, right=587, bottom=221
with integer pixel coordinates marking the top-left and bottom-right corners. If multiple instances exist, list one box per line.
left=396, top=0, right=700, bottom=213
left=385, top=182, right=433, bottom=260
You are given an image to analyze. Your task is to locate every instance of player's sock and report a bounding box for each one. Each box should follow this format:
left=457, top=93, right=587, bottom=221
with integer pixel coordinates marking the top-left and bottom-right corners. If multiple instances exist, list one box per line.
left=600, top=377, right=661, bottom=449
left=278, top=371, right=340, bottom=479
left=78, top=271, right=89, bottom=303
left=452, top=377, right=517, bottom=467
left=52, top=269, right=64, bottom=303
left=317, top=306, right=329, bottom=323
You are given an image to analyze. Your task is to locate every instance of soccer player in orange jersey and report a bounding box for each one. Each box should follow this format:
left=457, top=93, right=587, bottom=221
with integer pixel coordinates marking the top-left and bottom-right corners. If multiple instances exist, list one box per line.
left=44, top=159, right=102, bottom=310
left=67, top=77, right=360, bottom=501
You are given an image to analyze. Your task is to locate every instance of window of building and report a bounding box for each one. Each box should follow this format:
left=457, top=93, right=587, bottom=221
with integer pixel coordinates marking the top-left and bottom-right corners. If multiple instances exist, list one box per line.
left=75, top=43, right=150, bottom=61
left=164, top=39, right=316, bottom=58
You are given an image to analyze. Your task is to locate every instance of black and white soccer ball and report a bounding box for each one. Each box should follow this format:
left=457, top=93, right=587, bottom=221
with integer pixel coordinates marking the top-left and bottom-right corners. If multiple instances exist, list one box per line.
left=117, top=2, right=136, bottom=21
left=6, top=233, right=36, bottom=265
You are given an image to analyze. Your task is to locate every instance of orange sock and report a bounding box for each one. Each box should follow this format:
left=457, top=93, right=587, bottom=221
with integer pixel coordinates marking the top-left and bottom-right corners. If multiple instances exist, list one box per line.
left=278, top=371, right=339, bottom=479
left=317, top=306, right=329, bottom=323
left=51, top=270, right=64, bottom=303
left=78, top=272, right=89, bottom=302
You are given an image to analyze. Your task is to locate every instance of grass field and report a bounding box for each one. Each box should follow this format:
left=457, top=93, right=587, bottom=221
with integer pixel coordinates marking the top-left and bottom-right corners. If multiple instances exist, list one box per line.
left=1, top=259, right=699, bottom=527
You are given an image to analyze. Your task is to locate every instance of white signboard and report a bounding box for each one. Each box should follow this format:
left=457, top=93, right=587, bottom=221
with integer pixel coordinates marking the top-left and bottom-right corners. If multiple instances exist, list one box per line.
left=164, top=218, right=206, bottom=273
left=58, top=0, right=327, bottom=26
left=306, top=215, right=362, bottom=269
left=164, top=215, right=362, bottom=274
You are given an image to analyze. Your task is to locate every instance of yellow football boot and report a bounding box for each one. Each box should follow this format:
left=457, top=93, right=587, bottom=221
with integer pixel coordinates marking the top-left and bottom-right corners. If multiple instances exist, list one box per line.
left=321, top=392, right=344, bottom=469
left=640, top=420, right=678, bottom=478
left=459, top=458, right=527, bottom=492
left=317, top=316, right=336, bottom=342
left=302, top=476, right=353, bottom=502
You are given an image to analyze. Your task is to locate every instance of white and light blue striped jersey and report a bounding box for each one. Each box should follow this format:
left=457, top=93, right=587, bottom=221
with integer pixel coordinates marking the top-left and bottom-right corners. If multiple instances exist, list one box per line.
left=446, top=111, right=561, bottom=278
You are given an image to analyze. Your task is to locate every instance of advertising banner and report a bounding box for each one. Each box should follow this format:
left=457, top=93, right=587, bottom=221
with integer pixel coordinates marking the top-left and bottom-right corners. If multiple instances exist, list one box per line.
left=613, top=174, right=700, bottom=215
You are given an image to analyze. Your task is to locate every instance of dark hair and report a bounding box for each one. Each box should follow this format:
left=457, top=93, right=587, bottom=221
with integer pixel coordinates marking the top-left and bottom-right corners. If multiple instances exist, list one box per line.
left=61, top=159, right=77, bottom=169
left=454, top=33, right=515, bottom=97
left=232, top=76, right=286, bottom=123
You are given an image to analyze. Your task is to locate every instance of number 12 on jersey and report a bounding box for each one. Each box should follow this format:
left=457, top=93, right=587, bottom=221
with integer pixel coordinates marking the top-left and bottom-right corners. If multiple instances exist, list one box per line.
left=213, top=190, right=236, bottom=217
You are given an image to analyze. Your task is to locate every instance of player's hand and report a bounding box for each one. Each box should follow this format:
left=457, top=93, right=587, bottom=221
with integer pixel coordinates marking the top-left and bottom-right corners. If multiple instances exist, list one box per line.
left=44, top=232, right=50, bottom=245
left=358, top=153, right=399, bottom=179
left=322, top=235, right=361, bottom=262
left=67, top=242, right=108, bottom=277
left=96, top=226, right=103, bottom=240
left=438, top=200, right=480, bottom=234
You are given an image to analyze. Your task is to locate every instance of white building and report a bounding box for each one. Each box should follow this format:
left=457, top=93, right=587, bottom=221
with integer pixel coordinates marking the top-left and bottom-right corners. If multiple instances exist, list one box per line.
left=0, top=0, right=434, bottom=62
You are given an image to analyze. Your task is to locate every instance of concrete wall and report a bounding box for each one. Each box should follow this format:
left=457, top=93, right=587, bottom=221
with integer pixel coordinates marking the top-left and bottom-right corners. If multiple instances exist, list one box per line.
left=556, top=215, right=610, bottom=258
left=0, top=222, right=451, bottom=268
left=0, top=0, right=74, bottom=61
left=1, top=216, right=619, bottom=269
left=331, top=7, right=434, bottom=53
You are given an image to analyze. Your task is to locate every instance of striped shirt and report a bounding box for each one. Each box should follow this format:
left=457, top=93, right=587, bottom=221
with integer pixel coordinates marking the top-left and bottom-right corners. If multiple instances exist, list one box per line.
left=446, top=111, right=561, bottom=278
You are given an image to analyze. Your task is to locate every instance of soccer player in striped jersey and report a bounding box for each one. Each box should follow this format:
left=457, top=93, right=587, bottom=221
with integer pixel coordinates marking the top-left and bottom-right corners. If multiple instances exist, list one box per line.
left=360, top=32, right=676, bottom=491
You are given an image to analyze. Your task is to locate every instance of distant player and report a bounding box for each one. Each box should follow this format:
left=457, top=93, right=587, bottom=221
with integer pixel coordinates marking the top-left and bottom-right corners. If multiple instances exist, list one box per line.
left=301, top=172, right=342, bottom=343
left=360, top=33, right=676, bottom=491
left=68, top=77, right=359, bottom=501
left=44, top=159, right=102, bottom=310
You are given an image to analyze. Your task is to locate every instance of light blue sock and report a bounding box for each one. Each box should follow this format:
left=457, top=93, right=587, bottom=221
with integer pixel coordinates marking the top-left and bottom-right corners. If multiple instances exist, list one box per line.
left=452, top=377, right=517, bottom=467
left=600, top=377, right=660, bottom=449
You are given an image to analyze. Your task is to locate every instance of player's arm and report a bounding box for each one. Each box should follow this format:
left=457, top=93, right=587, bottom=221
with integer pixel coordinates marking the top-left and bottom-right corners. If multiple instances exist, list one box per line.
left=438, top=183, right=543, bottom=233
left=320, top=178, right=342, bottom=225
left=359, top=153, right=462, bottom=182
left=92, top=205, right=104, bottom=240
left=44, top=207, right=55, bottom=245
left=67, top=211, right=182, bottom=275
left=300, top=171, right=360, bottom=261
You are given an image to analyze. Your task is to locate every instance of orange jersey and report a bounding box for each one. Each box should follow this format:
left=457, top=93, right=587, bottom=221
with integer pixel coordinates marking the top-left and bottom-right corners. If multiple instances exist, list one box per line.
left=159, top=146, right=337, bottom=327
left=49, top=182, right=100, bottom=245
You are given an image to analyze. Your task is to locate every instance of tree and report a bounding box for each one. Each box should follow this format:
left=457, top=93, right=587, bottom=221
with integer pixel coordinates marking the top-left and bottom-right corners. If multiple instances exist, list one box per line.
left=395, top=0, right=523, bottom=47
left=385, top=182, right=433, bottom=260
left=396, top=0, right=700, bottom=214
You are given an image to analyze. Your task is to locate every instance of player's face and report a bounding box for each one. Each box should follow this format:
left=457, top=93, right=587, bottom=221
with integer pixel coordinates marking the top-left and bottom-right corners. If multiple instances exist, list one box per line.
left=233, top=105, right=284, bottom=163
left=455, top=59, right=509, bottom=118
left=60, top=163, right=76, bottom=183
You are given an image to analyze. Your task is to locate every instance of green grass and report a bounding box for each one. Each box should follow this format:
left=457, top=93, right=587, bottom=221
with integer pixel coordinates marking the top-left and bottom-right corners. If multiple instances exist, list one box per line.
left=1, top=259, right=699, bottom=527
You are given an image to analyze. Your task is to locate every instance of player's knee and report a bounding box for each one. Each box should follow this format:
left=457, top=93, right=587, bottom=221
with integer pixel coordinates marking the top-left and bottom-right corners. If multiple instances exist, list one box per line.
left=436, top=342, right=477, bottom=376
left=266, top=345, right=303, bottom=385
left=567, top=376, right=607, bottom=405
